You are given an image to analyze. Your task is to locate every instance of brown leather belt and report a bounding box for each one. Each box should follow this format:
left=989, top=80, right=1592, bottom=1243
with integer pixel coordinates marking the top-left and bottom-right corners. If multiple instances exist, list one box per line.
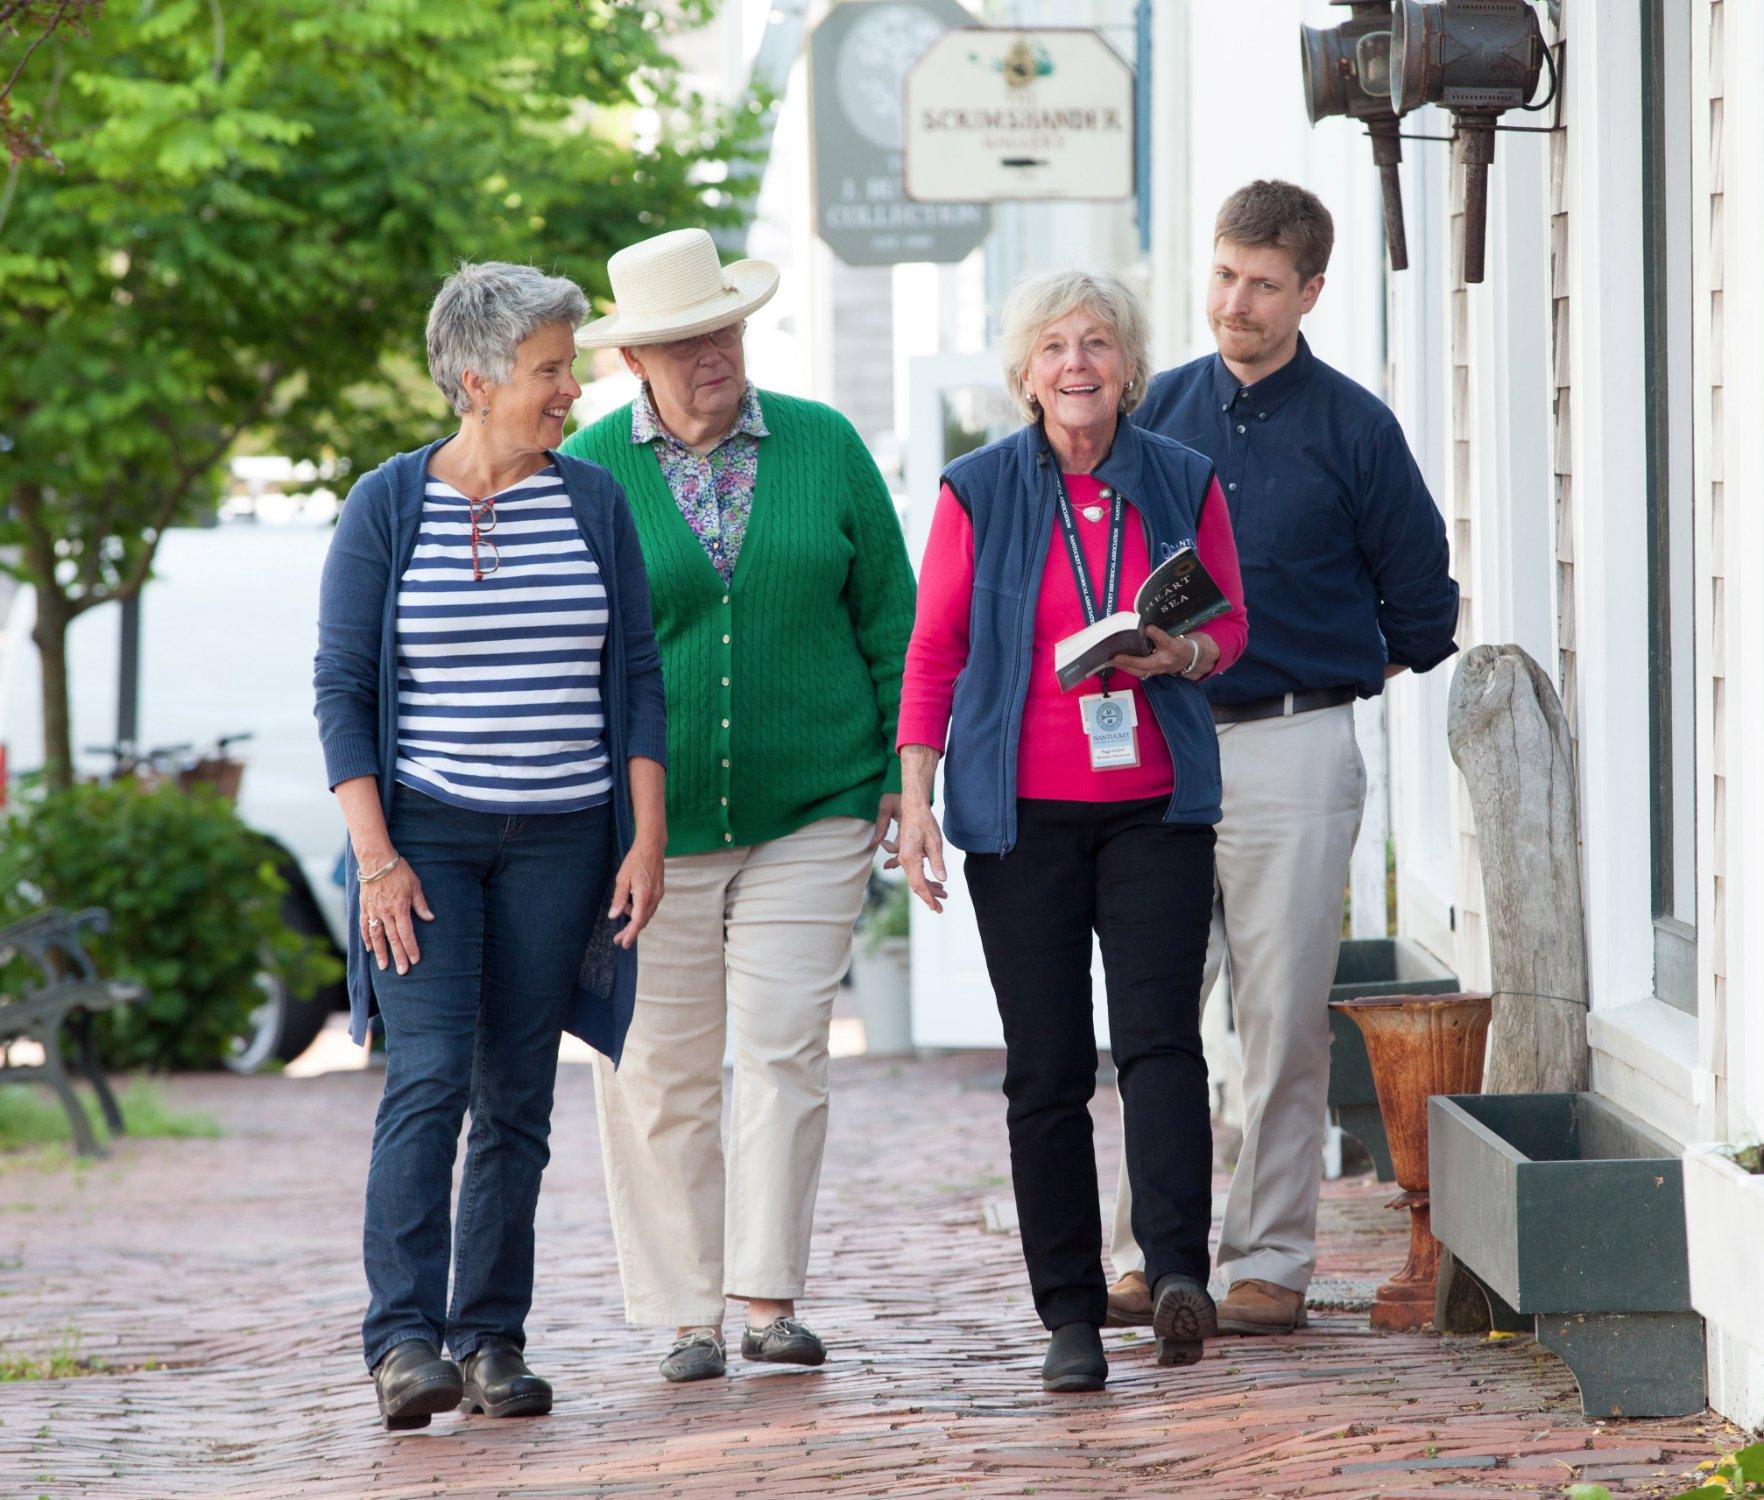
left=1210, top=685, right=1358, bottom=726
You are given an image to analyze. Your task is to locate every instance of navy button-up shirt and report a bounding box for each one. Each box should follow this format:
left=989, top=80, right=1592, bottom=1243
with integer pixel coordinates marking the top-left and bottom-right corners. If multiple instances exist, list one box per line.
left=1134, top=335, right=1459, bottom=706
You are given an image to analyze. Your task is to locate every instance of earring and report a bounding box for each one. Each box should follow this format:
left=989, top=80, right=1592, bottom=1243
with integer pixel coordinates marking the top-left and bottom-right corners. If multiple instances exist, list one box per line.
left=479, top=406, right=490, bottom=424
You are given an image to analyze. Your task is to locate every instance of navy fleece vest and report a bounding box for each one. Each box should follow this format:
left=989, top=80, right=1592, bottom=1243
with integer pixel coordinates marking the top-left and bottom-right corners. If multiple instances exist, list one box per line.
left=939, top=420, right=1224, bottom=854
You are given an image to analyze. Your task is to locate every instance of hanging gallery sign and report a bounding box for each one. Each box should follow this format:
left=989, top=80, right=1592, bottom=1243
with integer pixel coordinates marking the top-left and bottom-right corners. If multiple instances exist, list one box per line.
left=903, top=28, right=1135, bottom=202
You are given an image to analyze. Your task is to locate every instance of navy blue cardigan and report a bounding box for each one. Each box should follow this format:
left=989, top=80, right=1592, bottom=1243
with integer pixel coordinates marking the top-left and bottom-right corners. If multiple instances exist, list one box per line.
left=312, top=438, right=668, bottom=1063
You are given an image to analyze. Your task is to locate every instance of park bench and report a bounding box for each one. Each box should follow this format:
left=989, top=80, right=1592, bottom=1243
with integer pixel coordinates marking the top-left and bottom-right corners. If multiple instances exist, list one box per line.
left=0, top=907, right=148, bottom=1157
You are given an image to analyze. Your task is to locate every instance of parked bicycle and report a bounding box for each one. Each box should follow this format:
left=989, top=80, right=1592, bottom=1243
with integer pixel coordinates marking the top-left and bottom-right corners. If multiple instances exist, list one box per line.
left=81, top=730, right=252, bottom=800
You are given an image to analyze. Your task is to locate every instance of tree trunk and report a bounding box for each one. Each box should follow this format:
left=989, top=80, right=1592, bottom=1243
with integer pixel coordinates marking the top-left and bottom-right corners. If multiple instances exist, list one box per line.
left=31, top=589, right=74, bottom=792
left=1445, top=643, right=1589, bottom=1093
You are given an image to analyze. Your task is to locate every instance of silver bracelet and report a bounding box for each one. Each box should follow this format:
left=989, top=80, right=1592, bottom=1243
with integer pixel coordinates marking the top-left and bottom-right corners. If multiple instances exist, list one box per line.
left=359, top=853, right=404, bottom=884
left=1183, top=637, right=1202, bottom=676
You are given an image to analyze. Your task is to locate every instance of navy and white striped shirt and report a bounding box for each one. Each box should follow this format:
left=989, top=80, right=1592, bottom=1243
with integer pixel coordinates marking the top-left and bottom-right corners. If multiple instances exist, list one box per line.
left=393, top=464, right=612, bottom=813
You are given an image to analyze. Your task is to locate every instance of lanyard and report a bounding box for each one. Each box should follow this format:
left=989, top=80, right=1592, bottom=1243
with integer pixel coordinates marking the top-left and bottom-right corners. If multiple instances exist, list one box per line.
left=1054, top=478, right=1126, bottom=693
left=1055, top=479, right=1126, bottom=623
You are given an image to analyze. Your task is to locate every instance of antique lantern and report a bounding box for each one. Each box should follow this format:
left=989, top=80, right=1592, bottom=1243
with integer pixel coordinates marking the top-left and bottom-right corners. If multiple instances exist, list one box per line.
left=1390, top=0, right=1549, bottom=282
left=1300, top=1, right=1410, bottom=271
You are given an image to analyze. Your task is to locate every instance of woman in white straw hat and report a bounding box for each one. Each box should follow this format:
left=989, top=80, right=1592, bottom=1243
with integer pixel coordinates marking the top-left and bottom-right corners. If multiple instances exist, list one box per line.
left=562, top=228, right=916, bottom=1382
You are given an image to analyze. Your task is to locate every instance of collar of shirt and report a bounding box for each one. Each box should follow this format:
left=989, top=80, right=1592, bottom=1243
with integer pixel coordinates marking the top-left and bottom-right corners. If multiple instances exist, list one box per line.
left=1208, top=332, right=1318, bottom=420
left=629, top=380, right=769, bottom=451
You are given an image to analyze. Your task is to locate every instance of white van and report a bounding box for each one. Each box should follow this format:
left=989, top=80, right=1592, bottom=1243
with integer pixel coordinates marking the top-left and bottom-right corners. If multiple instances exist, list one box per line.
left=0, top=509, right=351, bottom=1069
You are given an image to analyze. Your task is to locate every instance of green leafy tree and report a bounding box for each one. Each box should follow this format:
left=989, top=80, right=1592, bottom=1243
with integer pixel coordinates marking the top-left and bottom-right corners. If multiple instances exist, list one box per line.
left=0, top=0, right=760, bottom=784
left=0, top=1, right=105, bottom=163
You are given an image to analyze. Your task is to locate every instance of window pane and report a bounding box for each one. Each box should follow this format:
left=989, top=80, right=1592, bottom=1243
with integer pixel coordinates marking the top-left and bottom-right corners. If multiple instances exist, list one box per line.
left=1641, top=0, right=1696, bottom=1011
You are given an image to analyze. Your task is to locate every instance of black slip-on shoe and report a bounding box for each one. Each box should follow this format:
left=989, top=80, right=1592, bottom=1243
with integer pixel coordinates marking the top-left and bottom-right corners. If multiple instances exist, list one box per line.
left=373, top=1339, right=464, bottom=1431
left=660, top=1331, right=728, bottom=1383
left=1151, top=1273, right=1219, bottom=1367
left=459, top=1337, right=552, bottom=1418
left=740, top=1316, right=826, bottom=1367
left=1041, top=1321, right=1107, bottom=1393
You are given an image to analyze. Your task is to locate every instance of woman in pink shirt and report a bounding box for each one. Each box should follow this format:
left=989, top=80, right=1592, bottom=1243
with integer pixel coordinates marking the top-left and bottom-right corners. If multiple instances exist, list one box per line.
left=891, top=271, right=1247, bottom=1392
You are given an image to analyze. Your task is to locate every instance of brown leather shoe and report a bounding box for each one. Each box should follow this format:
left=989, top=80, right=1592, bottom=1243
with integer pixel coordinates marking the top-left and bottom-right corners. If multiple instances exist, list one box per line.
left=1217, top=1278, right=1308, bottom=1335
left=1105, top=1270, right=1153, bottom=1327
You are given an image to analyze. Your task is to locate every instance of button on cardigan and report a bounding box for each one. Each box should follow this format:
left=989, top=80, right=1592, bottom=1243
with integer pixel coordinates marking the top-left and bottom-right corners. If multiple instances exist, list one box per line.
left=562, top=389, right=916, bottom=857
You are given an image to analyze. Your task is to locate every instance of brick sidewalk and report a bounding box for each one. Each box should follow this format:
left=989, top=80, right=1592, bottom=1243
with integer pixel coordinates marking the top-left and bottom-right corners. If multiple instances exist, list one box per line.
left=0, top=1051, right=1742, bottom=1497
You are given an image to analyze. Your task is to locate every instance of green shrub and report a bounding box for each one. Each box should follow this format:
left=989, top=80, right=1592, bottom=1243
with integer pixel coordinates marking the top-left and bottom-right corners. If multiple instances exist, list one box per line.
left=0, top=780, right=340, bottom=1071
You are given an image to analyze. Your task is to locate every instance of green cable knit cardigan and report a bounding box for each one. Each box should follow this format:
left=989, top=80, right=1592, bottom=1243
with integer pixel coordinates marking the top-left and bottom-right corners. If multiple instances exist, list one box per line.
left=561, top=389, right=915, bottom=857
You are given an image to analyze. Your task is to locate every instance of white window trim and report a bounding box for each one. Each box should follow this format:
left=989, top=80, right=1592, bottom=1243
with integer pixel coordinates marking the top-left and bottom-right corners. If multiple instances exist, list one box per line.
left=1565, top=0, right=1700, bottom=1139
left=1588, top=998, right=1705, bottom=1146
left=1642, top=0, right=1699, bottom=978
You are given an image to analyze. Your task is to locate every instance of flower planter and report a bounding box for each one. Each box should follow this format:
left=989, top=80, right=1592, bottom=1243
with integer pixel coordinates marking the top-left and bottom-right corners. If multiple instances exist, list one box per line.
left=1429, top=1092, right=1705, bottom=1418
left=1683, top=1142, right=1764, bottom=1355
left=1330, top=991, right=1492, bottom=1331
left=849, top=936, right=913, bottom=1057
left=1329, top=938, right=1460, bottom=1181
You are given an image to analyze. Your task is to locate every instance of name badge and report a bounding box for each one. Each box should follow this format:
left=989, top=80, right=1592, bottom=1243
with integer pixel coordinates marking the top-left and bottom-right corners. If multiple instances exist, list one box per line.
left=1079, top=690, right=1139, bottom=770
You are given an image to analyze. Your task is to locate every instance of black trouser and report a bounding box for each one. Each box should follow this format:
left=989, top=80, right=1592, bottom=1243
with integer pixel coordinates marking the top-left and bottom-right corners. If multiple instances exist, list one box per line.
left=965, top=797, right=1215, bottom=1331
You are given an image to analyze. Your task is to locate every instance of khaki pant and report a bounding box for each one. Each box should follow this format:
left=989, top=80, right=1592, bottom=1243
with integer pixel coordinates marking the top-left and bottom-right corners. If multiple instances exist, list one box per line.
left=591, top=816, right=874, bottom=1327
left=1112, top=704, right=1365, bottom=1294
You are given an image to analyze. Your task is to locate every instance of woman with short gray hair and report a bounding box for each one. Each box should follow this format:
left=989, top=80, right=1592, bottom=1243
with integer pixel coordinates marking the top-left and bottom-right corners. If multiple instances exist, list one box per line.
left=893, top=268, right=1248, bottom=1391
left=315, top=260, right=668, bottom=1429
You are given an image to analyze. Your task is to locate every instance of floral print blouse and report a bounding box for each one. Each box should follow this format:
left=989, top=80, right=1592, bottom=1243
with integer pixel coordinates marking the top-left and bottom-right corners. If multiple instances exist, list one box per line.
left=630, top=381, right=769, bottom=583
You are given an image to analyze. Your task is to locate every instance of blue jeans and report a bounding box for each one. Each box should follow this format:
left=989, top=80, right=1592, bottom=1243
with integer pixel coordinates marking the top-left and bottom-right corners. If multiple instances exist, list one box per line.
left=361, top=785, right=612, bottom=1370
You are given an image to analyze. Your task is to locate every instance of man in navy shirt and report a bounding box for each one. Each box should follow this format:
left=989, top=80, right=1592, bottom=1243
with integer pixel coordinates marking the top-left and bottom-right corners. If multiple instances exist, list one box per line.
left=1109, top=180, right=1458, bottom=1335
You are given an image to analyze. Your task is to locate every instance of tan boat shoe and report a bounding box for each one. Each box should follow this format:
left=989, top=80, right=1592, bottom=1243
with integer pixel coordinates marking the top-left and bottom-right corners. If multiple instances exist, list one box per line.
left=1217, top=1277, right=1308, bottom=1335
left=1105, top=1270, right=1153, bottom=1327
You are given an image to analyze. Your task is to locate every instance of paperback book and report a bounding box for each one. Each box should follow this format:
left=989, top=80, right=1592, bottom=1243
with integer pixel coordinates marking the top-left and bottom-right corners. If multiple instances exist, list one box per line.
left=1054, top=545, right=1231, bottom=692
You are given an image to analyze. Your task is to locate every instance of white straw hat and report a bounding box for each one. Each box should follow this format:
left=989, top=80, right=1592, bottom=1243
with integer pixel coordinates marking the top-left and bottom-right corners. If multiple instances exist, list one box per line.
left=577, top=228, right=780, bottom=349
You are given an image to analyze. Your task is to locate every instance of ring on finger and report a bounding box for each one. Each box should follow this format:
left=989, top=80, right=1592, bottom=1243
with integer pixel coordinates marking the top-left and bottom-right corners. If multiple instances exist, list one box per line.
left=367, top=917, right=383, bottom=930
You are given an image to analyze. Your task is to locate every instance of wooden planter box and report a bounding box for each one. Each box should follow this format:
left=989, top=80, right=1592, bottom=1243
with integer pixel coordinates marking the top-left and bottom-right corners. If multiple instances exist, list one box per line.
left=1328, top=938, right=1458, bottom=1180
left=1683, top=1143, right=1764, bottom=1357
left=1429, top=1092, right=1704, bottom=1417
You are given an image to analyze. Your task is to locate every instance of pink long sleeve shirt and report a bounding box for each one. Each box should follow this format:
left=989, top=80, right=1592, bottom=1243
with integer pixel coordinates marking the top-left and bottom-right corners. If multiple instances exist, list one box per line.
left=898, top=472, right=1248, bottom=803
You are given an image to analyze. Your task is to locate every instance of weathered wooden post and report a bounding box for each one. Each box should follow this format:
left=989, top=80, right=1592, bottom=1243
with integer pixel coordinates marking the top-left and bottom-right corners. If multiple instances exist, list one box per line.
left=1437, top=643, right=1591, bottom=1333
left=1445, top=643, right=1589, bottom=1094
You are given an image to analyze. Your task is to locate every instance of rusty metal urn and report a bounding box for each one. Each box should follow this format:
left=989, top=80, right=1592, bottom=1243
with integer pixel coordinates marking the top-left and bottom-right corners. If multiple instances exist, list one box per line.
left=1328, top=992, right=1493, bottom=1331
